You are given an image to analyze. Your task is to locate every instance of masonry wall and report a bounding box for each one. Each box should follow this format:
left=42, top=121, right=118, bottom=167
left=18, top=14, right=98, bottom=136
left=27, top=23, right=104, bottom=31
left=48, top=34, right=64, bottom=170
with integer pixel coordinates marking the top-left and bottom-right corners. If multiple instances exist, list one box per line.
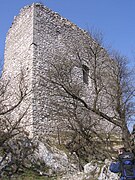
left=32, top=4, right=96, bottom=135
left=3, top=5, right=34, bottom=134
left=3, top=3, right=117, bottom=138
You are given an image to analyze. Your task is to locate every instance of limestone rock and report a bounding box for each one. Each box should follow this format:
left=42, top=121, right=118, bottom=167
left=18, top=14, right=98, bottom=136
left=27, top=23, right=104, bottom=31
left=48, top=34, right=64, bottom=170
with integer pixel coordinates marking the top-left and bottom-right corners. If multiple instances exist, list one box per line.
left=98, top=159, right=119, bottom=180
left=61, top=159, right=119, bottom=180
left=84, top=161, right=100, bottom=174
left=35, top=141, right=78, bottom=173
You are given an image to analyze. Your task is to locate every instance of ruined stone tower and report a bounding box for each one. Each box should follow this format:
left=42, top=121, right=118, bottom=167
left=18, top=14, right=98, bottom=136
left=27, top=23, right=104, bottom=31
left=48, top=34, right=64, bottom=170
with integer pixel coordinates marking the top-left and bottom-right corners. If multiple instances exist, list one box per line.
left=3, top=3, right=116, bottom=137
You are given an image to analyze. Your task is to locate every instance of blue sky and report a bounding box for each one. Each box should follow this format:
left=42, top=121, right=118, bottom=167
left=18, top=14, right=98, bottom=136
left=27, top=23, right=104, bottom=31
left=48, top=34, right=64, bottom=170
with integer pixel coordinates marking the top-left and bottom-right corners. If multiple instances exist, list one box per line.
left=0, top=0, right=135, bottom=67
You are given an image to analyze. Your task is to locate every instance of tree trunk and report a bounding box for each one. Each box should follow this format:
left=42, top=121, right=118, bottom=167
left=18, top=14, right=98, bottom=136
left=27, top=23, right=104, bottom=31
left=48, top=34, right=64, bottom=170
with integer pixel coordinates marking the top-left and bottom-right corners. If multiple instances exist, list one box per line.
left=121, top=123, right=131, bottom=150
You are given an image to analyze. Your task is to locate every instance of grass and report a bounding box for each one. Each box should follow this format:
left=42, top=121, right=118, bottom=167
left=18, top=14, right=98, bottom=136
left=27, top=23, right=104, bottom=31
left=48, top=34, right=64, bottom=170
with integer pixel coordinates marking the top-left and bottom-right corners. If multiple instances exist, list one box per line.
left=1, top=170, right=58, bottom=180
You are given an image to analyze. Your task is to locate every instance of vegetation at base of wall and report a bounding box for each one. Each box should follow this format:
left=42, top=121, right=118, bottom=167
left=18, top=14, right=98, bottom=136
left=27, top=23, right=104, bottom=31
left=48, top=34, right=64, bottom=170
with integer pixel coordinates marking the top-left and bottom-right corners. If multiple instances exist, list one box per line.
left=40, top=130, right=123, bottom=168
left=1, top=169, right=57, bottom=180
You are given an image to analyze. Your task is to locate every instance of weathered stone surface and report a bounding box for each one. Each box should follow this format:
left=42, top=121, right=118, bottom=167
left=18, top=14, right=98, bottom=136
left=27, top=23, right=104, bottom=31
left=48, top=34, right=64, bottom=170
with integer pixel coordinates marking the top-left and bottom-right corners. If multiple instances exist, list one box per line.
left=35, top=141, right=78, bottom=173
left=3, top=3, right=117, bottom=138
left=84, top=161, right=100, bottom=174
left=98, top=159, right=119, bottom=180
left=0, top=136, right=119, bottom=180
left=61, top=159, right=119, bottom=180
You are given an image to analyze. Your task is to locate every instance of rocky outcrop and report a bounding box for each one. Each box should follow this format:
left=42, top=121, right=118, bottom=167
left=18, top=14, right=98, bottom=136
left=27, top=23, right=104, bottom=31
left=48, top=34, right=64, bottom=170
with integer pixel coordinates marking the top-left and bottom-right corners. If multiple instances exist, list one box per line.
left=0, top=136, right=119, bottom=179
left=34, top=141, right=78, bottom=174
left=61, top=159, right=119, bottom=180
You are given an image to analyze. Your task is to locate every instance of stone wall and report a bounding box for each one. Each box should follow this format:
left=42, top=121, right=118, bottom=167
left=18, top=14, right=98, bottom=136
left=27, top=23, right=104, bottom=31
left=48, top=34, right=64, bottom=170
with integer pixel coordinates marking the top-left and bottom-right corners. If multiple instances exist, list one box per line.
left=3, top=5, right=34, bottom=134
left=3, top=3, right=117, bottom=137
left=32, top=3, right=95, bottom=135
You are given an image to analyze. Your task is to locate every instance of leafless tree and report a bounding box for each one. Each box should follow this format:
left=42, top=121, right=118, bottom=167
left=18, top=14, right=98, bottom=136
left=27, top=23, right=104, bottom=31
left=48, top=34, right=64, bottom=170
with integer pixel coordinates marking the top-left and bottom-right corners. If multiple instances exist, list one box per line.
left=0, top=70, right=33, bottom=177
left=40, top=33, right=135, bottom=160
left=0, top=70, right=31, bottom=147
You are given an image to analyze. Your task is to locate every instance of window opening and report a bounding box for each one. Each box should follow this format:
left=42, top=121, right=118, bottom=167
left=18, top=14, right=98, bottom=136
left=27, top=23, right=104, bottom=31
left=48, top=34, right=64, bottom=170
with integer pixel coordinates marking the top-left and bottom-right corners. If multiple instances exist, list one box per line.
left=82, top=65, right=89, bottom=84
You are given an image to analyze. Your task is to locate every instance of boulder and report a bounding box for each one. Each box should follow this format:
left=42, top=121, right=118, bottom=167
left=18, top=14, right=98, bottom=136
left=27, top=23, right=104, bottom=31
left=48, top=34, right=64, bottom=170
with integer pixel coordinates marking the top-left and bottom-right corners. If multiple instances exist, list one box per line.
left=35, top=141, right=78, bottom=173
left=84, top=161, right=100, bottom=175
